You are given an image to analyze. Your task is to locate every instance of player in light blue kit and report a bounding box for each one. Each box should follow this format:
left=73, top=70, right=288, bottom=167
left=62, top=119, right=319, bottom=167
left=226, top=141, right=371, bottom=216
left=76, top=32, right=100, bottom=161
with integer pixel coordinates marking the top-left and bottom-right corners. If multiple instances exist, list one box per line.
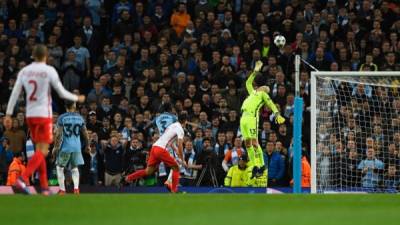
left=154, top=103, right=178, bottom=135
left=52, top=101, right=89, bottom=195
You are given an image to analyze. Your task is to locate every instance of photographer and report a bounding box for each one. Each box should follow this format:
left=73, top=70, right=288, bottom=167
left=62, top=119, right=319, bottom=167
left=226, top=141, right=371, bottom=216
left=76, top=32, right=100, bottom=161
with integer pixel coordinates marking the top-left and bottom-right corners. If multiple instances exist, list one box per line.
left=196, top=138, right=219, bottom=187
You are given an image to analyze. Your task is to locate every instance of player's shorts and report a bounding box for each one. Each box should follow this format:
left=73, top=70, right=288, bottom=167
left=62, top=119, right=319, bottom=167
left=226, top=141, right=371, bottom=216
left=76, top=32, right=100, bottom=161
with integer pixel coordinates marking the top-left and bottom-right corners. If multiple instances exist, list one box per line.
left=147, top=145, right=178, bottom=168
left=240, top=115, right=258, bottom=139
left=56, top=151, right=84, bottom=168
left=26, top=117, right=53, bottom=144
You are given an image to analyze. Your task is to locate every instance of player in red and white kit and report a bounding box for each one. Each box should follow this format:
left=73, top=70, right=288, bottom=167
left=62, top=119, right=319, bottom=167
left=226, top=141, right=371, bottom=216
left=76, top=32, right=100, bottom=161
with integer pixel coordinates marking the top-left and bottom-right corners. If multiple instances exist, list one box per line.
left=125, top=113, right=188, bottom=193
left=4, top=44, right=85, bottom=194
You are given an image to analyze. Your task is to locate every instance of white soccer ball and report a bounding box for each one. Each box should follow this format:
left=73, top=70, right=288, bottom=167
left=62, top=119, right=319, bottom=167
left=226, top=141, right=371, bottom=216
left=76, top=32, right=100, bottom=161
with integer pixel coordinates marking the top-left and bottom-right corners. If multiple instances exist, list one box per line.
left=274, top=35, right=286, bottom=48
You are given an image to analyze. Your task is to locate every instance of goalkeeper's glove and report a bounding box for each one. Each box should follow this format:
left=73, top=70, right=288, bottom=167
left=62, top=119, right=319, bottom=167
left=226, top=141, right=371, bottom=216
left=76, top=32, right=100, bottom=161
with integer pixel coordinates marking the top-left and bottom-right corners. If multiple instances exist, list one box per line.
left=254, top=60, right=263, bottom=72
left=274, top=113, right=286, bottom=124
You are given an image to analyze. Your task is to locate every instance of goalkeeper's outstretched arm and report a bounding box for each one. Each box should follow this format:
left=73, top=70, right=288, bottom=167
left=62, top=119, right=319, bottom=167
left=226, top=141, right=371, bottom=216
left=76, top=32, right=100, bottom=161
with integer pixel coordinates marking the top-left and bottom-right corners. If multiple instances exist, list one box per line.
left=262, top=93, right=286, bottom=124
left=245, top=61, right=263, bottom=94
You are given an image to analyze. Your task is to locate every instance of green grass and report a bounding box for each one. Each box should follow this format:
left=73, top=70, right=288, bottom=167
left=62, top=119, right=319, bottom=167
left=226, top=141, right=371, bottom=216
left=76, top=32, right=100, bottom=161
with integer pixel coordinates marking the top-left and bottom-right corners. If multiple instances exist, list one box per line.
left=0, top=194, right=399, bottom=225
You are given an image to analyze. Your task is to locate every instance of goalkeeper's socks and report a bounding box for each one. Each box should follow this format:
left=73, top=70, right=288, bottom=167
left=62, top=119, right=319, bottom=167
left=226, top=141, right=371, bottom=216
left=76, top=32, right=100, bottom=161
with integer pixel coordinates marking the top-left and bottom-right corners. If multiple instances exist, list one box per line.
left=126, top=169, right=147, bottom=182
left=256, top=145, right=265, bottom=167
left=247, top=146, right=256, bottom=165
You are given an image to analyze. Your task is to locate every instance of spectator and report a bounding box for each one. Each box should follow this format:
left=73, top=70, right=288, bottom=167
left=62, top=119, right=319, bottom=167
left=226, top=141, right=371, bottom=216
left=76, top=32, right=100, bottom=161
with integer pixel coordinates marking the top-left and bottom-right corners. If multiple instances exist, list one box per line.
left=358, top=148, right=384, bottom=189
left=6, top=152, right=27, bottom=186
left=222, top=137, right=244, bottom=172
left=0, top=137, right=12, bottom=184
left=264, top=141, right=285, bottom=187
left=101, top=135, right=126, bottom=186
left=382, top=165, right=400, bottom=191
left=170, top=3, right=191, bottom=37
left=180, top=141, right=202, bottom=186
left=224, top=152, right=251, bottom=187
left=66, top=35, right=91, bottom=76
left=3, top=118, right=25, bottom=154
left=124, top=138, right=147, bottom=176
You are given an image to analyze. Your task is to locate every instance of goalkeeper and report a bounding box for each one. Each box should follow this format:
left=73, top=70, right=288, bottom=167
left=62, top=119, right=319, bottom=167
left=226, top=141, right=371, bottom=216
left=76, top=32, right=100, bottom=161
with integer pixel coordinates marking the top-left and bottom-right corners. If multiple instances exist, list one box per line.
left=240, top=60, right=285, bottom=179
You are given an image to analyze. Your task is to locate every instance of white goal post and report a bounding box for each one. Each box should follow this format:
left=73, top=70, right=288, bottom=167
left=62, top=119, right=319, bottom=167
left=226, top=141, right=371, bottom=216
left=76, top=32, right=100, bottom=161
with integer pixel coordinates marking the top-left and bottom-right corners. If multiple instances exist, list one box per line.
left=311, top=71, right=400, bottom=193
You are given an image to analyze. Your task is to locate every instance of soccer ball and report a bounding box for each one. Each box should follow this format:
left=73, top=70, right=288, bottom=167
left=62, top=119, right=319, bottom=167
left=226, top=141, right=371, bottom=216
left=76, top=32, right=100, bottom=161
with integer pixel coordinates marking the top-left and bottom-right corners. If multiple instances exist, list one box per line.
left=274, top=35, right=286, bottom=48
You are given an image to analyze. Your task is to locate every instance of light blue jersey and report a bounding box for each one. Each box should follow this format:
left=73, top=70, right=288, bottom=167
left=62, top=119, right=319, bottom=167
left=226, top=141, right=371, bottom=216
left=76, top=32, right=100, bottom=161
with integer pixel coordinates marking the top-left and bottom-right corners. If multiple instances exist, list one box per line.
left=57, top=112, right=85, bottom=153
left=154, top=113, right=178, bottom=135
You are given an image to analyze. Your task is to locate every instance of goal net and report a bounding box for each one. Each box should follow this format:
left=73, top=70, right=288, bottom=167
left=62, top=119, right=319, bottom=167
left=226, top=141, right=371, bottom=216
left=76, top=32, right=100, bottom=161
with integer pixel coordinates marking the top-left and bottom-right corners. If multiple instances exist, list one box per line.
left=311, top=72, right=400, bottom=193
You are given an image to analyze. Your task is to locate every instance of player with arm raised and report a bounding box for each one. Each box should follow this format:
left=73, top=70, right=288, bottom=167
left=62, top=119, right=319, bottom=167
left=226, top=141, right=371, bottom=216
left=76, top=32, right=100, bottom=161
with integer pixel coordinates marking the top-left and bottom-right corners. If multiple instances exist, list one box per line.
left=4, top=44, right=85, bottom=195
left=240, top=60, right=285, bottom=178
left=125, top=113, right=188, bottom=193
left=52, top=101, right=89, bottom=195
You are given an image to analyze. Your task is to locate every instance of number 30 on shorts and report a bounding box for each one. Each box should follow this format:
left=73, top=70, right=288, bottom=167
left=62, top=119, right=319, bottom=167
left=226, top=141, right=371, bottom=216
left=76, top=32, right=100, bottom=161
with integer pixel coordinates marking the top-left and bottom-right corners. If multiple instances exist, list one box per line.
left=250, top=129, right=257, bottom=135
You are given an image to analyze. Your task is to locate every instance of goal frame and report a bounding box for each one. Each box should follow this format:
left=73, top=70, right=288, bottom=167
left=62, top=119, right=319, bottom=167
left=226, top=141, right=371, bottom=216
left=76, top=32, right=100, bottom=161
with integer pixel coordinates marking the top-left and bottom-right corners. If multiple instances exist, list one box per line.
left=310, top=71, right=400, bottom=194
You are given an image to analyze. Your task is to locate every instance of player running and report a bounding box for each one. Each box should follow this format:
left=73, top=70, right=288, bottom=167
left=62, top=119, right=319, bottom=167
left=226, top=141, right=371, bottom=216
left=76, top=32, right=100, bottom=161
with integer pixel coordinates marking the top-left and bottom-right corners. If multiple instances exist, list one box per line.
left=240, top=60, right=285, bottom=179
left=125, top=113, right=188, bottom=193
left=52, top=101, right=89, bottom=195
left=4, top=44, right=85, bottom=194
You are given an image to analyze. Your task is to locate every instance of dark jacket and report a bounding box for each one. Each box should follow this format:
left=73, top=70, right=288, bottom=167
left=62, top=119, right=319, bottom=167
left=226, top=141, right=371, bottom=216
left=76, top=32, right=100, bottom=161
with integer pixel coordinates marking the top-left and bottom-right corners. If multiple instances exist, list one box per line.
left=264, top=151, right=285, bottom=180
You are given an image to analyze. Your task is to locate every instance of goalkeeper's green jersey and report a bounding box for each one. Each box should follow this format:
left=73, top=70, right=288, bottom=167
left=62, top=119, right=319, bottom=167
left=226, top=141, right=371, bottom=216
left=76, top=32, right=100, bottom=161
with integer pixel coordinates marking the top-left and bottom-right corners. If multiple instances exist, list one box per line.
left=241, top=71, right=279, bottom=117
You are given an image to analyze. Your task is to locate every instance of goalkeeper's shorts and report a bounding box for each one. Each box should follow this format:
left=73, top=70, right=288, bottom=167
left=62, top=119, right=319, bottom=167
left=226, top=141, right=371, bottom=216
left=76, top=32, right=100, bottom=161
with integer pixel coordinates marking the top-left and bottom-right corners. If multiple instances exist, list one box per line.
left=240, top=115, right=258, bottom=139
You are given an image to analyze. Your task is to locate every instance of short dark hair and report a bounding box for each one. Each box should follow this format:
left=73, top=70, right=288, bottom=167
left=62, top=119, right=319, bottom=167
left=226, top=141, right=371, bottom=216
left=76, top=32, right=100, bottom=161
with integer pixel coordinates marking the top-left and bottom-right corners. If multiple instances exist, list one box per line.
left=178, top=111, right=188, bottom=123
left=32, top=44, right=48, bottom=60
left=65, top=100, right=76, bottom=110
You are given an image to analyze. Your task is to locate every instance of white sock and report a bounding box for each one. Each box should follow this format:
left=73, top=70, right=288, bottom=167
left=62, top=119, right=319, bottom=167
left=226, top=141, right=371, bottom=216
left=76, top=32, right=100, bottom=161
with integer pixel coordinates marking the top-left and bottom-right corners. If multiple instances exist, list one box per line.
left=56, top=166, right=65, bottom=191
left=71, top=167, right=80, bottom=190
left=167, top=170, right=173, bottom=183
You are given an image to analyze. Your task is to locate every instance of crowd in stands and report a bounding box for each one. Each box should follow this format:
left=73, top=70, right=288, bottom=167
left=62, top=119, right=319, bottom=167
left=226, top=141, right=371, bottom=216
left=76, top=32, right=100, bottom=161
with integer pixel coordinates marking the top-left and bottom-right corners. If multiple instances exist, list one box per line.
left=0, top=0, right=399, bottom=189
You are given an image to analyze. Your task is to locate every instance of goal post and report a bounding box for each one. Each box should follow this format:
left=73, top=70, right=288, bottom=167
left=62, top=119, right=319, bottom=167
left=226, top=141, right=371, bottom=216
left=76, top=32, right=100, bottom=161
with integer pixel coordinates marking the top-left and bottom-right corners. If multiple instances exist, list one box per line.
left=311, top=71, right=400, bottom=193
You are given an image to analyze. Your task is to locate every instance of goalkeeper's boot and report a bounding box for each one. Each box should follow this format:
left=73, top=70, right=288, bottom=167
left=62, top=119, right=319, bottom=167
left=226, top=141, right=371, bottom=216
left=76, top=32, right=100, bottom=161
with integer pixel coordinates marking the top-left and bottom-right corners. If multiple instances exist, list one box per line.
left=58, top=190, right=66, bottom=195
left=14, top=176, right=31, bottom=195
left=74, top=188, right=80, bottom=195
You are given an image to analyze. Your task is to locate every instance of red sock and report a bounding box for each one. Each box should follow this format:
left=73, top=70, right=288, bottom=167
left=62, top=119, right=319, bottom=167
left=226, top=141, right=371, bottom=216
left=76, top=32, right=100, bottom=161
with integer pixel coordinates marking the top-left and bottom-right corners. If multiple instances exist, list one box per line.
left=171, top=170, right=179, bottom=192
left=38, top=157, right=48, bottom=189
left=126, top=169, right=147, bottom=182
left=22, top=150, right=44, bottom=182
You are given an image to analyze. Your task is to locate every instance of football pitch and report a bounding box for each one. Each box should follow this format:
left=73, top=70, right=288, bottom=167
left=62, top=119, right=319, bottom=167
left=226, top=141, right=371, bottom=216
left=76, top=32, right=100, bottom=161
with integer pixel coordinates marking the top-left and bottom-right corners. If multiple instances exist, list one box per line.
left=0, top=194, right=399, bottom=225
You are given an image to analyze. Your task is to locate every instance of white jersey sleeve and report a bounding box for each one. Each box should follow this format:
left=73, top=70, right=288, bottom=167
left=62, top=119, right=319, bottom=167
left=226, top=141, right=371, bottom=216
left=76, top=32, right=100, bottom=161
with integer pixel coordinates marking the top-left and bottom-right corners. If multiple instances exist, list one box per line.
left=154, top=122, right=185, bottom=148
left=49, top=67, right=78, bottom=102
left=6, top=70, right=24, bottom=115
left=7, top=62, right=78, bottom=118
